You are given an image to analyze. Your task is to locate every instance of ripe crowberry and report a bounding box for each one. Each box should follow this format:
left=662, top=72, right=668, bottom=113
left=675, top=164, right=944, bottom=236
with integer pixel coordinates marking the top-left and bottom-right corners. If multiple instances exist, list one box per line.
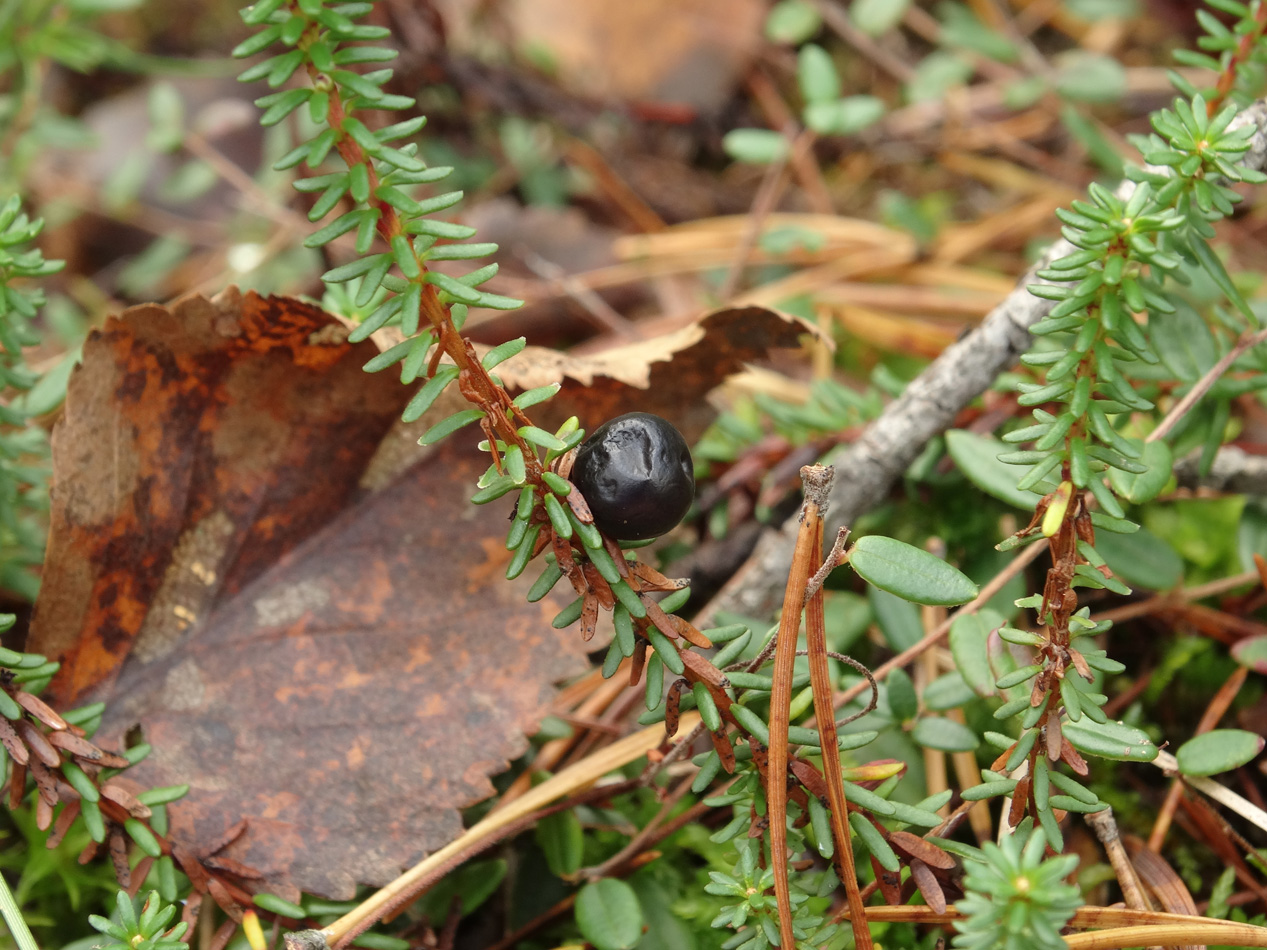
left=572, top=412, right=694, bottom=540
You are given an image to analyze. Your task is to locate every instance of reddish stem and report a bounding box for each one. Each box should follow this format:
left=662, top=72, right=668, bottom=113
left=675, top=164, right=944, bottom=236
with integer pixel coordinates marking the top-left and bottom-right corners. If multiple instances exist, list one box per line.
left=1207, top=2, right=1267, bottom=116
left=309, top=61, right=542, bottom=480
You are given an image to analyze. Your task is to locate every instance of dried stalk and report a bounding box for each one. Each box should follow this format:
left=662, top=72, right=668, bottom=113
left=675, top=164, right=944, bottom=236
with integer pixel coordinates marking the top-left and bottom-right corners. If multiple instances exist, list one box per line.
left=804, top=505, right=871, bottom=950
left=766, top=464, right=835, bottom=949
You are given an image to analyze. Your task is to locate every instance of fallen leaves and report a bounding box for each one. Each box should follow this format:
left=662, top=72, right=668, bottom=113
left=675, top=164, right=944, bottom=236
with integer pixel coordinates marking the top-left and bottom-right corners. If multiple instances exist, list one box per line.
left=495, top=303, right=823, bottom=437
left=33, top=287, right=410, bottom=708
left=29, top=288, right=588, bottom=898
left=83, top=438, right=587, bottom=899
left=439, top=0, right=764, bottom=109
left=28, top=288, right=804, bottom=900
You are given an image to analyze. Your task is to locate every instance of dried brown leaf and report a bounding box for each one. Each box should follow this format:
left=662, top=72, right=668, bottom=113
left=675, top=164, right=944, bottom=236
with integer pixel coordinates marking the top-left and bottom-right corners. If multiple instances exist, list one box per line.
left=29, top=289, right=586, bottom=899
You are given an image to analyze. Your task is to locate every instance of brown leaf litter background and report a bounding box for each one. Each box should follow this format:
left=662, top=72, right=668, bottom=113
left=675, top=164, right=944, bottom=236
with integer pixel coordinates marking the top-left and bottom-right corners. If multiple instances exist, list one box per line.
left=28, top=287, right=809, bottom=898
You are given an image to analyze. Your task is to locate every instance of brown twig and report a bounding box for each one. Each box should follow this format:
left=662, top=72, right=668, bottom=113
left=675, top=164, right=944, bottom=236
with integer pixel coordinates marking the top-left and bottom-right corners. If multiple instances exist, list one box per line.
left=716, top=125, right=802, bottom=302
left=1087, top=808, right=1155, bottom=914
left=804, top=506, right=873, bottom=950
left=767, top=464, right=835, bottom=949
left=1147, top=325, right=1267, bottom=445
left=1146, top=664, right=1250, bottom=852
left=1092, top=569, right=1260, bottom=627
left=1064, top=923, right=1267, bottom=949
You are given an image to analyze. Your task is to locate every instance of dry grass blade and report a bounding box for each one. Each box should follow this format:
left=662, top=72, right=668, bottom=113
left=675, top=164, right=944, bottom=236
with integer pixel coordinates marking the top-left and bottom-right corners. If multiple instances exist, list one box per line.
left=1152, top=750, right=1267, bottom=837
left=314, top=713, right=701, bottom=949
left=1062, top=924, right=1267, bottom=949
left=1148, top=665, right=1250, bottom=851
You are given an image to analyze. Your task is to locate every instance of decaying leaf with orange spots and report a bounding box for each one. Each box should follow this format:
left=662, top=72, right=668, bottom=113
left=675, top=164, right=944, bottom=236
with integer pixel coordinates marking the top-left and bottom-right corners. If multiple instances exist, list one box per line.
left=28, top=289, right=811, bottom=900
left=29, top=288, right=587, bottom=899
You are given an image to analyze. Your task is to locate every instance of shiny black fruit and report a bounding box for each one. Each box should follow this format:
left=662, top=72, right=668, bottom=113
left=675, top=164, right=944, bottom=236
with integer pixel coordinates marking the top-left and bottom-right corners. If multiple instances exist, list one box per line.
left=572, top=412, right=694, bottom=541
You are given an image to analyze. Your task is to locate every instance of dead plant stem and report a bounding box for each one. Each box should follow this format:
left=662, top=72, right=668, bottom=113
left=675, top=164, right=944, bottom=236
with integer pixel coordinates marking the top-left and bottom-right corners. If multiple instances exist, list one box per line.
left=1146, top=665, right=1250, bottom=851
left=717, top=128, right=799, bottom=302
left=1148, top=325, right=1267, bottom=445
left=805, top=524, right=873, bottom=950
left=766, top=464, right=834, bottom=949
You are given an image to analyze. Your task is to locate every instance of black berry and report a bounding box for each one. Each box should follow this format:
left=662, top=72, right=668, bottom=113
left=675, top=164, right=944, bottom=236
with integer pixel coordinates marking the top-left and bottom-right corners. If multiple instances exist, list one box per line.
left=572, top=412, right=694, bottom=541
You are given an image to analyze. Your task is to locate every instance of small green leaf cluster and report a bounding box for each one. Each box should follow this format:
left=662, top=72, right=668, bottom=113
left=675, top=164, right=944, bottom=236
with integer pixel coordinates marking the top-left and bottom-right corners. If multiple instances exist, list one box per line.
left=1129, top=96, right=1267, bottom=278
left=0, top=0, right=146, bottom=190
left=0, top=616, right=58, bottom=695
left=1018, top=92, right=1265, bottom=524
left=0, top=615, right=189, bottom=902
left=724, top=14, right=885, bottom=163
left=0, top=198, right=62, bottom=598
left=88, top=890, right=188, bottom=950
left=1019, top=181, right=1182, bottom=519
left=234, top=0, right=522, bottom=361
left=951, top=824, right=1081, bottom=950
left=3, top=2, right=229, bottom=296
left=757, top=378, right=881, bottom=443
left=762, top=0, right=1131, bottom=170
left=705, top=837, right=841, bottom=950
left=1172, top=0, right=1267, bottom=108
left=676, top=654, right=951, bottom=944
left=724, top=54, right=884, bottom=162
left=958, top=604, right=1146, bottom=848
left=534, top=529, right=699, bottom=686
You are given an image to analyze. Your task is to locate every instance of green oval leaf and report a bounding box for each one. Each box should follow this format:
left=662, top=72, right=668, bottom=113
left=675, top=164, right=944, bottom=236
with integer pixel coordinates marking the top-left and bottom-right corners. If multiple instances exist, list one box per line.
left=254, top=893, right=307, bottom=918
left=945, top=430, right=1043, bottom=510
left=1232, top=634, right=1267, bottom=674
left=869, top=587, right=922, bottom=651
left=1108, top=439, right=1173, bottom=504
left=911, top=716, right=980, bottom=752
left=1063, top=718, right=1158, bottom=762
left=798, top=44, right=840, bottom=104
left=418, top=859, right=507, bottom=924
left=924, top=671, right=975, bottom=711
left=1093, top=526, right=1183, bottom=591
left=850, top=536, right=979, bottom=606
left=886, top=667, right=918, bottom=722
left=1175, top=729, right=1264, bottom=777
left=765, top=0, right=821, bottom=43
left=804, top=95, right=885, bottom=135
left=722, top=128, right=789, bottom=164
left=1053, top=51, right=1126, bottom=104
left=535, top=807, right=584, bottom=877
left=1153, top=300, right=1217, bottom=382
left=575, top=879, right=643, bottom=950
left=850, top=811, right=899, bottom=871
left=949, top=609, right=1002, bottom=696
left=850, top=0, right=910, bottom=35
